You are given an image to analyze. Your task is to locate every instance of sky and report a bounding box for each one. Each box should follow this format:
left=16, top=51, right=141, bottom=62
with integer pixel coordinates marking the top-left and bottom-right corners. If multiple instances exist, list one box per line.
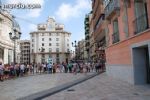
left=2, top=0, right=92, bottom=43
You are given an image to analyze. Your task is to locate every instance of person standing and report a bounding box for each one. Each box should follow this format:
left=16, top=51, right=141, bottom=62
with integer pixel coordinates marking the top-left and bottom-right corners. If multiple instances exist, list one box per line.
left=47, top=63, right=52, bottom=74
left=68, top=62, right=73, bottom=73
left=43, top=63, right=47, bottom=73
left=0, top=62, right=4, bottom=81
left=20, top=63, right=25, bottom=76
left=72, top=62, right=77, bottom=75
left=15, top=63, right=20, bottom=77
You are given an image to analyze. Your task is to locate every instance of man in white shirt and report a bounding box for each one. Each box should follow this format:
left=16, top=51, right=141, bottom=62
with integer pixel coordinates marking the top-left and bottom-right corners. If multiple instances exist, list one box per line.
left=20, top=64, right=25, bottom=76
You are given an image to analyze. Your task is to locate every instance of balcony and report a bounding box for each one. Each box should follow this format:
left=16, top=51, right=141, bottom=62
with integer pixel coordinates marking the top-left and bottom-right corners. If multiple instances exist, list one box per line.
left=94, top=14, right=105, bottom=31
left=85, top=26, right=89, bottom=31
left=85, top=31, right=89, bottom=35
left=104, top=0, right=120, bottom=20
left=112, top=32, right=120, bottom=44
left=133, top=13, right=149, bottom=34
left=85, top=35, right=90, bottom=40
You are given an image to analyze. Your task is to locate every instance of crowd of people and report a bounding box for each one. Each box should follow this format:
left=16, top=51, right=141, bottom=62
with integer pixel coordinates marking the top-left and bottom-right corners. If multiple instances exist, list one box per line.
left=0, top=61, right=105, bottom=82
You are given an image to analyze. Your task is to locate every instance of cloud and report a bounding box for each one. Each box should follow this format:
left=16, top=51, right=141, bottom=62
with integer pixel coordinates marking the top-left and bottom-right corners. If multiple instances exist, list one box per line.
left=28, top=24, right=37, bottom=31
left=5, top=0, right=45, bottom=18
left=55, top=0, right=91, bottom=21
left=21, top=24, right=36, bottom=39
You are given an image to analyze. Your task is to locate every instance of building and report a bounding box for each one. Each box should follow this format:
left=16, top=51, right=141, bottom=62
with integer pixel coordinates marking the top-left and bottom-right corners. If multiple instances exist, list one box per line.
left=20, top=40, right=30, bottom=64
left=89, top=11, right=96, bottom=62
left=91, top=0, right=106, bottom=66
left=92, top=0, right=150, bottom=84
left=0, top=8, right=21, bottom=64
left=76, top=39, right=87, bottom=62
left=84, top=14, right=91, bottom=62
left=30, top=17, right=71, bottom=64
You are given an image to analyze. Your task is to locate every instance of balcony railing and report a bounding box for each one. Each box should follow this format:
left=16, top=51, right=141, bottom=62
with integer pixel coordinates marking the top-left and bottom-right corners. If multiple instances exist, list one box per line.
left=133, top=13, right=149, bottom=34
left=85, top=26, right=89, bottom=31
left=104, top=0, right=120, bottom=19
left=94, top=14, right=105, bottom=31
left=112, top=32, right=120, bottom=44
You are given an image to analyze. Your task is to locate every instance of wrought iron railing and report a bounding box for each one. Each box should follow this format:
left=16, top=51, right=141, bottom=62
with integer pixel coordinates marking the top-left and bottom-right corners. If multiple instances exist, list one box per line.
left=94, top=14, right=105, bottom=31
left=112, top=32, right=120, bottom=44
left=133, top=13, right=149, bottom=34
left=104, top=0, right=120, bottom=19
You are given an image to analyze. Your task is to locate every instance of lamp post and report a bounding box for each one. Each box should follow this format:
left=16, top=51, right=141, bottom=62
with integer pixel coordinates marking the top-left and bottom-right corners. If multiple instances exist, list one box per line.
left=66, top=49, right=70, bottom=64
left=39, top=47, right=45, bottom=63
left=72, top=40, right=77, bottom=63
left=9, top=29, right=21, bottom=64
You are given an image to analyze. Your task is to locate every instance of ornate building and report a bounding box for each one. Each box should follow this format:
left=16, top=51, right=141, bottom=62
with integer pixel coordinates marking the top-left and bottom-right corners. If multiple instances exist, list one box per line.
left=0, top=8, right=21, bottom=64
left=30, top=17, right=71, bottom=64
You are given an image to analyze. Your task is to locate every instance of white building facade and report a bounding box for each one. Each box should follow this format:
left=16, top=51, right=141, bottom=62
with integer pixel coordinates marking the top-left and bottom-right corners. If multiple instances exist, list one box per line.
left=0, top=9, right=21, bottom=64
left=30, top=17, right=71, bottom=64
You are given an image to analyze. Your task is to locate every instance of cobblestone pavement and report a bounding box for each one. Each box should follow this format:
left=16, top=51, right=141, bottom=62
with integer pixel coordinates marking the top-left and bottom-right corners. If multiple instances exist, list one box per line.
left=0, top=73, right=93, bottom=100
left=43, top=73, right=150, bottom=100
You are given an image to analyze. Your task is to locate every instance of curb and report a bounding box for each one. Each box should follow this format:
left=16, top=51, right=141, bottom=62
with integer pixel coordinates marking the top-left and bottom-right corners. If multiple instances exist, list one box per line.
left=17, top=72, right=101, bottom=100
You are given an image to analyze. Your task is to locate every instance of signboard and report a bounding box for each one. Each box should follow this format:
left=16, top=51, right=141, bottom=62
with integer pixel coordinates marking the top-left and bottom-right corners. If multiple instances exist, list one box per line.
left=47, top=58, right=53, bottom=64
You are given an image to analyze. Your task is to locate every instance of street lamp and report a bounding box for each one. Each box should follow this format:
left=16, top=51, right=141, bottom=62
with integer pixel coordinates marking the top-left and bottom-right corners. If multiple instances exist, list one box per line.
left=65, top=49, right=70, bottom=64
left=72, top=40, right=77, bottom=62
left=9, top=28, right=22, bottom=64
left=39, top=47, right=45, bottom=63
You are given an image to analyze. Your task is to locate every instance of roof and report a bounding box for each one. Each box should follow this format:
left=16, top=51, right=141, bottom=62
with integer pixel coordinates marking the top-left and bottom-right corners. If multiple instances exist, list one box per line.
left=12, top=16, right=20, bottom=31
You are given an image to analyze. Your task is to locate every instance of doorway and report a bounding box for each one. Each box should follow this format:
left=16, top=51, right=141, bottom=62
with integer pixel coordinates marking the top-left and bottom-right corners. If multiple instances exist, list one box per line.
left=133, top=45, right=150, bottom=84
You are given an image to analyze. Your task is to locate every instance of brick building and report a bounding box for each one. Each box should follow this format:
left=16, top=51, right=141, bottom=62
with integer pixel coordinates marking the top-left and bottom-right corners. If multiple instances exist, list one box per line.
left=92, top=0, right=150, bottom=84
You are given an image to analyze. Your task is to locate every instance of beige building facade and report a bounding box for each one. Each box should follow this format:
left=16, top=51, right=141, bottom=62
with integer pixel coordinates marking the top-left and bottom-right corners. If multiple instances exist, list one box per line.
left=30, top=17, right=71, bottom=64
left=0, top=9, right=21, bottom=64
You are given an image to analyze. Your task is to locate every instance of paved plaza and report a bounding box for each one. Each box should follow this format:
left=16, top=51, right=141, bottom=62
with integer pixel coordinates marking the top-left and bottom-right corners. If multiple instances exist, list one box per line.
left=43, top=73, right=150, bottom=100
left=0, top=73, right=91, bottom=100
left=0, top=73, right=150, bottom=100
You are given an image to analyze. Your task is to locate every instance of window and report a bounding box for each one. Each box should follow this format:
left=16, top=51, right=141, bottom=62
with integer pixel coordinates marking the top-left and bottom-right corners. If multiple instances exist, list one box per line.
left=67, top=49, right=70, bottom=52
left=49, top=43, right=51, bottom=46
left=32, top=39, right=34, bottom=42
left=32, top=44, right=34, bottom=47
left=67, top=44, right=69, bottom=46
left=56, top=54, right=59, bottom=57
left=112, top=19, right=120, bottom=43
left=56, top=43, right=59, bottom=46
left=49, top=38, right=51, bottom=41
left=49, top=54, right=52, bottom=58
left=49, top=33, right=51, bottom=36
left=42, top=33, right=44, bottom=36
left=56, top=38, right=59, bottom=41
left=134, top=0, right=149, bottom=33
left=56, top=48, right=59, bottom=52
left=32, top=49, right=34, bottom=53
left=42, top=38, right=44, bottom=41
left=49, top=48, right=52, bottom=52
left=48, top=25, right=52, bottom=30
left=67, top=39, right=69, bottom=42
left=42, top=43, right=44, bottom=46
left=42, top=54, right=45, bottom=58
left=56, top=33, right=59, bottom=36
